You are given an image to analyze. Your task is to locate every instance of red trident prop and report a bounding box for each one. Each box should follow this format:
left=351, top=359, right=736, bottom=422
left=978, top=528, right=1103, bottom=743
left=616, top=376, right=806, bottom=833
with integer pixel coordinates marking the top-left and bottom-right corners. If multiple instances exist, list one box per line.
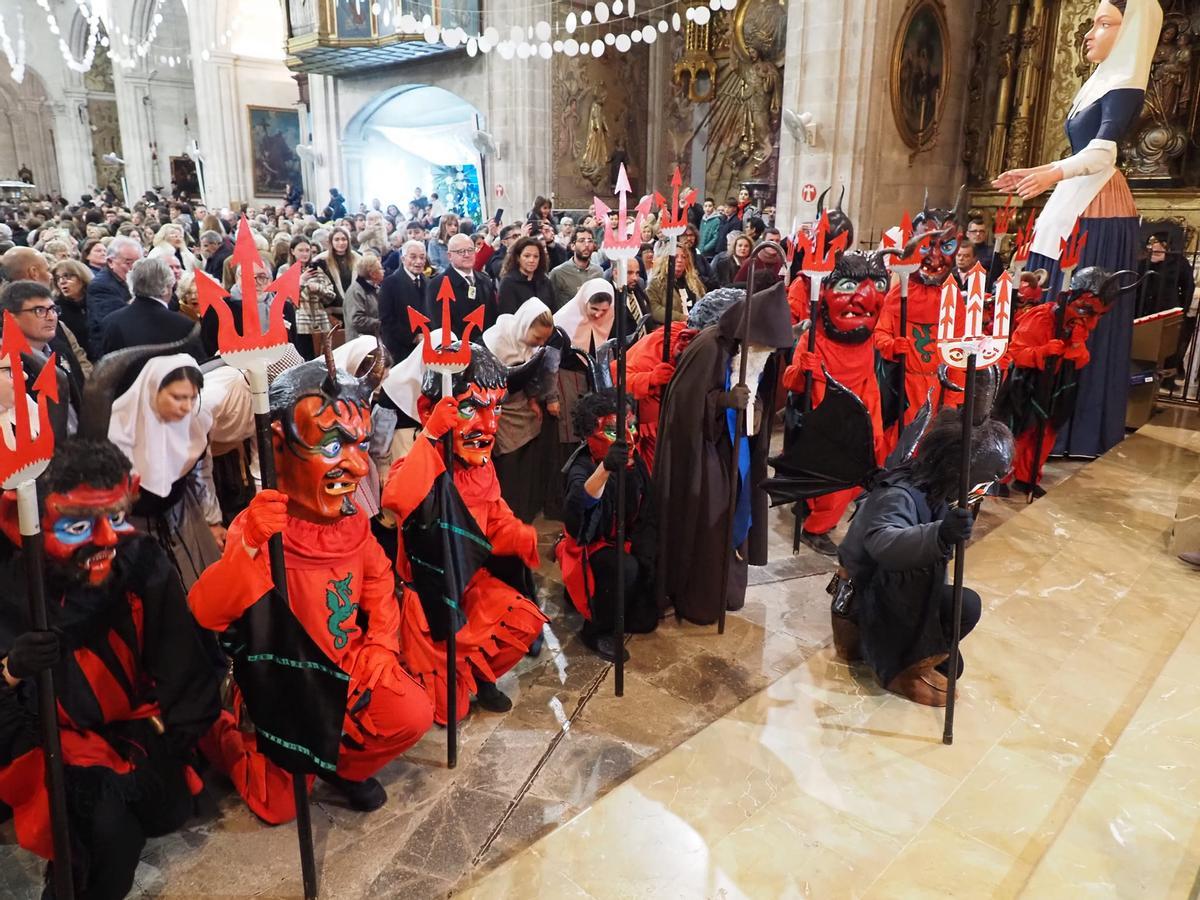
left=407, top=276, right=484, bottom=769
left=1008, top=209, right=1037, bottom=277
left=797, top=212, right=849, bottom=411
left=935, top=264, right=1011, bottom=747
left=195, top=215, right=300, bottom=371
left=1058, top=218, right=1088, bottom=288
left=654, top=167, right=696, bottom=364
left=992, top=195, right=1016, bottom=256
left=596, top=163, right=649, bottom=692
left=0, top=314, right=75, bottom=899
left=882, top=213, right=933, bottom=437
left=192, top=216, right=319, bottom=900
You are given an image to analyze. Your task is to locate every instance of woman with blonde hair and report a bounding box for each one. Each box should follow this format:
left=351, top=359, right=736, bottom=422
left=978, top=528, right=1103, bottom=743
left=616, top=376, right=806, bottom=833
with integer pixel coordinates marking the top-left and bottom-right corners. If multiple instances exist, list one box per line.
left=647, top=244, right=707, bottom=325
left=314, top=225, right=361, bottom=315
left=175, top=270, right=202, bottom=323
left=152, top=222, right=198, bottom=273
left=342, top=252, right=384, bottom=340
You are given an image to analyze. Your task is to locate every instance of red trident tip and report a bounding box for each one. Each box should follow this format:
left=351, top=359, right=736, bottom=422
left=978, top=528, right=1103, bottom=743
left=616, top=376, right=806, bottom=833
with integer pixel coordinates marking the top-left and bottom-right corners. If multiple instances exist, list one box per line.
left=937, top=282, right=958, bottom=342
left=994, top=195, right=1016, bottom=236
left=992, top=271, right=1013, bottom=339
left=417, top=277, right=484, bottom=368
left=799, top=212, right=848, bottom=275
left=1059, top=219, right=1088, bottom=272
left=965, top=264, right=988, bottom=336
left=0, top=311, right=56, bottom=488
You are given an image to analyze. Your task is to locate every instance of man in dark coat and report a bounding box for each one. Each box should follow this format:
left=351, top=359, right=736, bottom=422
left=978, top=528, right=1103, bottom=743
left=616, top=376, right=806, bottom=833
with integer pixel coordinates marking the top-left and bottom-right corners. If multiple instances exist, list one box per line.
left=100, top=257, right=200, bottom=358
left=837, top=410, right=1013, bottom=706
left=653, top=283, right=794, bottom=625
left=379, top=238, right=429, bottom=362
left=0, top=438, right=220, bottom=898
left=85, top=235, right=141, bottom=359
left=426, top=233, right=498, bottom=332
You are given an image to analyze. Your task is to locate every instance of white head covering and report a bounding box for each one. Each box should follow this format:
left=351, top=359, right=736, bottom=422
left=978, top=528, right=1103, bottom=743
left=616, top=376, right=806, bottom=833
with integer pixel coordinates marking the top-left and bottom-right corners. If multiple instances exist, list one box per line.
left=381, top=328, right=455, bottom=421
left=108, top=353, right=212, bottom=498
left=553, top=278, right=615, bottom=351
left=201, top=365, right=253, bottom=449
left=1069, top=0, right=1163, bottom=117
left=483, top=298, right=552, bottom=365
left=333, top=335, right=381, bottom=377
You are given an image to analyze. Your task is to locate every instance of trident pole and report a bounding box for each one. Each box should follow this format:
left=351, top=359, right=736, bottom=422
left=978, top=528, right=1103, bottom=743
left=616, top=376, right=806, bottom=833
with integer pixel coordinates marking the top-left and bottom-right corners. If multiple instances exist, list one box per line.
left=614, top=259, right=629, bottom=695
left=942, top=352, right=975, bottom=745
left=439, top=368, right=461, bottom=767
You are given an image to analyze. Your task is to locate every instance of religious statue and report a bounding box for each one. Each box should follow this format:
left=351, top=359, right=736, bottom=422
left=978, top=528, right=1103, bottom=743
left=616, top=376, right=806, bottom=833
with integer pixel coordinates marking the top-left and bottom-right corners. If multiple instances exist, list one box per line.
left=579, top=89, right=610, bottom=187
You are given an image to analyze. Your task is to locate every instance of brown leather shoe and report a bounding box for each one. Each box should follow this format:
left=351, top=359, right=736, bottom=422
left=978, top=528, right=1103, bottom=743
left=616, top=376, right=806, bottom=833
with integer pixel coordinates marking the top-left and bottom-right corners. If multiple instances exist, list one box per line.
left=886, top=655, right=950, bottom=707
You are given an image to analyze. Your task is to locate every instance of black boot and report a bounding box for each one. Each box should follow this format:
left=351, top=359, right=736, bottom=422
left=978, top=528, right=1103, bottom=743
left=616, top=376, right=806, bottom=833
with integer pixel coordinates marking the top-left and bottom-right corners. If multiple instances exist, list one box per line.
left=474, top=680, right=513, bottom=713
left=318, top=773, right=387, bottom=812
left=800, top=530, right=839, bottom=557
left=579, top=628, right=630, bottom=663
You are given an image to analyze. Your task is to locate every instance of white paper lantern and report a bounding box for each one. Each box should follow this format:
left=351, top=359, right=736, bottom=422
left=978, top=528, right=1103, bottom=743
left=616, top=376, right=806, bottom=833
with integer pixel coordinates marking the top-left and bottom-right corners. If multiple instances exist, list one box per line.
left=642, top=24, right=657, bottom=43
left=371, top=2, right=381, bottom=13
left=498, top=40, right=515, bottom=59
left=564, top=38, right=579, bottom=55
left=615, top=33, right=631, bottom=52
left=604, top=32, right=615, bottom=45
left=467, top=36, right=478, bottom=56
left=580, top=40, right=591, bottom=56
left=443, top=28, right=462, bottom=48
left=693, top=6, right=711, bottom=24
left=628, top=0, right=636, bottom=13
left=721, top=0, right=737, bottom=9
left=424, top=24, right=439, bottom=42
left=581, top=10, right=592, bottom=25
left=517, top=42, right=531, bottom=58
left=553, top=39, right=563, bottom=51
left=509, top=25, right=524, bottom=43
left=484, top=26, right=500, bottom=43
left=535, top=20, right=551, bottom=41
left=613, top=0, right=623, bottom=14
left=478, top=35, right=494, bottom=52
left=631, top=29, right=642, bottom=42
left=595, top=2, right=609, bottom=23
left=709, top=0, right=720, bottom=9
left=591, top=38, right=604, bottom=55
left=539, top=41, right=552, bottom=58
left=565, top=12, right=576, bottom=33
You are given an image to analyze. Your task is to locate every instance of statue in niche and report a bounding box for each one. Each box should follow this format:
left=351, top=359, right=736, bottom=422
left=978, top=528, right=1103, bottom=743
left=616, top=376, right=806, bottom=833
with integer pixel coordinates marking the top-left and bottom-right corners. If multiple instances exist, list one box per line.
left=579, top=88, right=610, bottom=187
left=1124, top=12, right=1196, bottom=180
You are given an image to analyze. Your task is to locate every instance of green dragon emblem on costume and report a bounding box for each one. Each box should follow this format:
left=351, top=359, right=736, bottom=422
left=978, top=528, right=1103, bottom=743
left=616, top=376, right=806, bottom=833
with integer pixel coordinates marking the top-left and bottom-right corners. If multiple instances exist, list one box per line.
left=912, top=323, right=936, bottom=364
left=325, top=573, right=358, bottom=650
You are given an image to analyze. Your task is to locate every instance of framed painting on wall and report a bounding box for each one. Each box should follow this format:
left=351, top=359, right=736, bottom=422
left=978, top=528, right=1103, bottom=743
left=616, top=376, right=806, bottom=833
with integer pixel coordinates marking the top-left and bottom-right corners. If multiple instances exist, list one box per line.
left=247, top=106, right=303, bottom=198
left=890, top=0, right=950, bottom=149
left=335, top=0, right=374, bottom=38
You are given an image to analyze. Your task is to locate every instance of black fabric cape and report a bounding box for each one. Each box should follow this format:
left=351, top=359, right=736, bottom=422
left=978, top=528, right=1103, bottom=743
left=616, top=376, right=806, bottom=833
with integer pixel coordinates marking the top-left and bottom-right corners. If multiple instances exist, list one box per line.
left=836, top=476, right=952, bottom=685
left=653, top=326, right=782, bottom=625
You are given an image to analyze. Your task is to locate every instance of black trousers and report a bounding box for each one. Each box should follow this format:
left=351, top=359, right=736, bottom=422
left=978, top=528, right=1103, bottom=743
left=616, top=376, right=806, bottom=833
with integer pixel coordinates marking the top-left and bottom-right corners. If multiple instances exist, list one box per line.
left=581, top=545, right=658, bottom=638
left=935, top=584, right=981, bottom=677
left=46, top=753, right=193, bottom=900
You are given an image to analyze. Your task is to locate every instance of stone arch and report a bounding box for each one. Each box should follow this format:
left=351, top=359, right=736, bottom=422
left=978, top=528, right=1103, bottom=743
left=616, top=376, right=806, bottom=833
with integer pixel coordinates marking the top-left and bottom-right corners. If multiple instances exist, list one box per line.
left=0, top=66, right=60, bottom=194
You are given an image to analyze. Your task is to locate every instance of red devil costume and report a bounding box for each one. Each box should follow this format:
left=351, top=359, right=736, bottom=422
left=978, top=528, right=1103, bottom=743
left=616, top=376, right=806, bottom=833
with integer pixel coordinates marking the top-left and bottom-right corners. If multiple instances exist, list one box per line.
left=189, top=355, right=434, bottom=824
left=556, top=389, right=658, bottom=661
left=876, top=197, right=966, bottom=447
left=995, top=266, right=1134, bottom=496
left=0, top=438, right=219, bottom=899
left=783, top=251, right=891, bottom=553
left=382, top=342, right=548, bottom=724
left=624, top=321, right=698, bottom=471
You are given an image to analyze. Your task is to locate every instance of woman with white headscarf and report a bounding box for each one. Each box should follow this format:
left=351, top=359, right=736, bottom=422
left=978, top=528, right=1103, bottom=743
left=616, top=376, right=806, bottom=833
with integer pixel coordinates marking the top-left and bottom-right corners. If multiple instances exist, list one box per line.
left=108, top=352, right=220, bottom=590
left=483, top=297, right=560, bottom=521
left=994, top=0, right=1163, bottom=458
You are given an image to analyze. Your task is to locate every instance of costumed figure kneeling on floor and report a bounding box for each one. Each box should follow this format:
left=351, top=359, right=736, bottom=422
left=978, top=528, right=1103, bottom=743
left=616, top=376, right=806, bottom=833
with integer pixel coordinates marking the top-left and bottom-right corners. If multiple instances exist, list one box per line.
left=0, top=438, right=220, bottom=898
left=654, top=280, right=794, bottom=625
left=381, top=338, right=549, bottom=724
left=188, top=351, right=435, bottom=824
left=556, top=388, right=658, bottom=662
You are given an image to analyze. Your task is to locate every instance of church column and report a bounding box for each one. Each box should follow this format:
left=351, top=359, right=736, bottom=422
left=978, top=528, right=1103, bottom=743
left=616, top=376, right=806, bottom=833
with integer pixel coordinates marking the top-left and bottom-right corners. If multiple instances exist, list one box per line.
left=1004, top=0, right=1047, bottom=171
left=341, top=140, right=366, bottom=211
left=25, top=99, right=61, bottom=196
left=112, top=70, right=154, bottom=198
left=306, top=73, right=341, bottom=208
left=644, top=39, right=674, bottom=190
left=775, top=0, right=880, bottom=233
left=51, top=92, right=96, bottom=200
left=985, top=0, right=1026, bottom=177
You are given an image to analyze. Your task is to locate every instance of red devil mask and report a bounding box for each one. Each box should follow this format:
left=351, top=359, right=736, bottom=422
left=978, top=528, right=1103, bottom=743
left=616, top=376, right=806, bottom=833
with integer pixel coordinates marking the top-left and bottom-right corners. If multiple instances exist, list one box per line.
left=1, top=478, right=139, bottom=586
left=1016, top=278, right=1044, bottom=311
left=586, top=411, right=638, bottom=465
left=419, top=384, right=506, bottom=468
left=819, top=252, right=888, bottom=344
left=915, top=222, right=959, bottom=286
left=273, top=396, right=371, bottom=522
left=1061, top=291, right=1112, bottom=335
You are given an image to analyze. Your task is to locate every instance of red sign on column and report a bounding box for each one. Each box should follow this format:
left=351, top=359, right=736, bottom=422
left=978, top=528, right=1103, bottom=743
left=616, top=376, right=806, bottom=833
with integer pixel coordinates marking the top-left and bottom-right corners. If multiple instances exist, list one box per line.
left=801, top=183, right=817, bottom=203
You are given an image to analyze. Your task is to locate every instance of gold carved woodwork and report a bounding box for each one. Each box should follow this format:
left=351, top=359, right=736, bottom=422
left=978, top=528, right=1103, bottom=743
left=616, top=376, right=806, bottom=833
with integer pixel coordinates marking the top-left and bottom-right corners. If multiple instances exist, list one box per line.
left=962, top=0, right=1002, bottom=181
left=1038, top=0, right=1096, bottom=165
left=1002, top=0, right=1047, bottom=171
left=673, top=5, right=717, bottom=102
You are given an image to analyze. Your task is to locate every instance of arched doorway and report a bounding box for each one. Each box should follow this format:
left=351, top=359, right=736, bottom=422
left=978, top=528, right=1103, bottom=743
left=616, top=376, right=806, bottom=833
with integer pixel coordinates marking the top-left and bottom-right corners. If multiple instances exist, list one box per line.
left=0, top=68, right=58, bottom=194
left=345, top=85, right=485, bottom=221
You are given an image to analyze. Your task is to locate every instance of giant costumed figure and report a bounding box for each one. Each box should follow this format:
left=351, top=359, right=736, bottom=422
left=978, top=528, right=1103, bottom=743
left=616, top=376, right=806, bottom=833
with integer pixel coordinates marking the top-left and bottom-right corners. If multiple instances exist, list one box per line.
left=0, top=443, right=220, bottom=898
left=783, top=249, right=891, bottom=555
left=994, top=0, right=1163, bottom=458
left=381, top=339, right=549, bottom=727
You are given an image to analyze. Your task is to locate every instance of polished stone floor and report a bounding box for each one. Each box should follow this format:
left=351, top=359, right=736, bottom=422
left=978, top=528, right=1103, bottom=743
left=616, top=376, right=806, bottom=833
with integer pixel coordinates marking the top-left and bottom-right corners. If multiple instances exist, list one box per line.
left=4, top=408, right=1191, bottom=898
left=457, top=406, right=1200, bottom=899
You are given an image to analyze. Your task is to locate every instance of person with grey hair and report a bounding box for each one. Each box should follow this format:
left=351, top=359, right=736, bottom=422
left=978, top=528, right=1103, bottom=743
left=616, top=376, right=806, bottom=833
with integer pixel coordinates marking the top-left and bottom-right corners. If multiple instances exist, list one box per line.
left=378, top=237, right=428, bottom=360
left=85, top=234, right=142, bottom=359
left=425, top=231, right=498, bottom=331
left=99, top=256, right=199, bottom=357
left=343, top=252, right=385, bottom=340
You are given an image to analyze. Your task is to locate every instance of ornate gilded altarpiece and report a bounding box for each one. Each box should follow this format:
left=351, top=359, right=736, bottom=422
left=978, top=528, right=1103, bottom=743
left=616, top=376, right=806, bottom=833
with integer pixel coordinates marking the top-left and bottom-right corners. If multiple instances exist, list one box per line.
left=963, top=0, right=1200, bottom=249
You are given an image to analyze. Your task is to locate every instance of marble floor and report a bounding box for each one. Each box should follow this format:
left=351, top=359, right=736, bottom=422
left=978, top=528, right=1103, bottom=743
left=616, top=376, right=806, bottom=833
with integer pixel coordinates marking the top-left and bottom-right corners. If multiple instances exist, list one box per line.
left=1, top=408, right=1187, bottom=899
left=456, top=406, right=1200, bottom=900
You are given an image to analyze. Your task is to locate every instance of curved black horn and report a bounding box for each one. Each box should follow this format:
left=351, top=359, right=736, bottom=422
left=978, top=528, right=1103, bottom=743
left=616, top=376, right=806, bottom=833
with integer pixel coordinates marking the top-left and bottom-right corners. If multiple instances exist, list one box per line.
left=359, top=333, right=389, bottom=392
left=79, top=324, right=201, bottom=440
left=1100, top=269, right=1145, bottom=297
left=837, top=185, right=846, bottom=211
left=922, top=188, right=931, bottom=217
left=816, top=186, right=830, bottom=216
left=320, top=325, right=341, bottom=396
left=949, top=184, right=968, bottom=225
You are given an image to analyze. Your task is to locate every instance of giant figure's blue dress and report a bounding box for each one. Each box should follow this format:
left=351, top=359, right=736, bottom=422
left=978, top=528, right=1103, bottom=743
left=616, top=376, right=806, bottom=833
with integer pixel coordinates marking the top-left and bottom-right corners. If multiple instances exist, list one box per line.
left=1027, top=88, right=1144, bottom=458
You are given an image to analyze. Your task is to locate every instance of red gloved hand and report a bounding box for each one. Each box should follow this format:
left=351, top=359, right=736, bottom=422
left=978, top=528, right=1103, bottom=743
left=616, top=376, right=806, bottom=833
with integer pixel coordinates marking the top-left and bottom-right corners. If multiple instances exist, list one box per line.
left=1062, top=343, right=1090, bottom=366
left=889, top=336, right=913, bottom=357
left=243, top=489, right=289, bottom=550
left=517, top=526, right=540, bottom=570
left=794, top=350, right=820, bottom=374
left=423, top=396, right=460, bottom=441
left=650, top=362, right=675, bottom=387
left=1041, top=339, right=1065, bottom=358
